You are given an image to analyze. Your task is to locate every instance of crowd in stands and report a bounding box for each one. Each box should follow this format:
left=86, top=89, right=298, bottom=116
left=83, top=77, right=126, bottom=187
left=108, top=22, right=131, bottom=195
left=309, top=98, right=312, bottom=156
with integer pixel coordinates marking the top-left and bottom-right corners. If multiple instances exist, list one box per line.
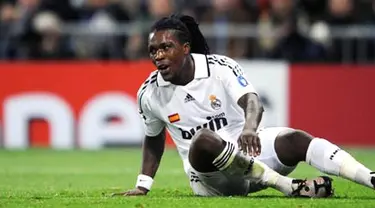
left=1, top=0, right=375, bottom=63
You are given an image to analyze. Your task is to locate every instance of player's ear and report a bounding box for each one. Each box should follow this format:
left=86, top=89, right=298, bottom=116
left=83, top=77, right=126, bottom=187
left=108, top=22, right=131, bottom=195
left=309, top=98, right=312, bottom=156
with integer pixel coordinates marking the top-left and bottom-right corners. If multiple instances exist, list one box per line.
left=183, top=42, right=191, bottom=55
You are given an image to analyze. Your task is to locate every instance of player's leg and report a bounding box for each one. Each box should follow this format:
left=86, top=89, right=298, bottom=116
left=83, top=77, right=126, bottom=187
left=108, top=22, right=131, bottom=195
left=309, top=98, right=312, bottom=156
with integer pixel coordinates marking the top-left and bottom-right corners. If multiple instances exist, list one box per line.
left=252, top=127, right=333, bottom=197
left=273, top=127, right=375, bottom=190
left=187, top=129, right=250, bottom=196
left=188, top=128, right=319, bottom=196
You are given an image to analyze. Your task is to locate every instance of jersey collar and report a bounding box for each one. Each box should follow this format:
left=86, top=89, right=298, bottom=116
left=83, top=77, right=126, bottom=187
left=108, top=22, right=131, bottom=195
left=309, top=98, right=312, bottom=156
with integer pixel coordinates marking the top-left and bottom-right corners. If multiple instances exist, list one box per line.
left=157, top=53, right=210, bottom=87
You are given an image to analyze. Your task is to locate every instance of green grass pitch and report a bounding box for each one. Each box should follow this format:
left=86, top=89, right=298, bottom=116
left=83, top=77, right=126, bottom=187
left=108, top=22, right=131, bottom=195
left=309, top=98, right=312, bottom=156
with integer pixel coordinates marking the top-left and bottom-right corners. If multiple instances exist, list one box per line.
left=1, top=148, right=374, bottom=208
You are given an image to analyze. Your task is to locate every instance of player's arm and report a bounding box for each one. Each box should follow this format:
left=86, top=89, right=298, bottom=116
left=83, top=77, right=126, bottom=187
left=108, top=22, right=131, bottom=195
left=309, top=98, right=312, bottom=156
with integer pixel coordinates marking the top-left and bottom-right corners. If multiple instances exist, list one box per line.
left=237, top=93, right=264, bottom=134
left=133, top=90, right=166, bottom=195
left=220, top=57, right=263, bottom=156
left=137, top=129, right=166, bottom=193
left=237, top=93, right=264, bottom=156
left=113, top=130, right=165, bottom=197
left=113, top=89, right=166, bottom=197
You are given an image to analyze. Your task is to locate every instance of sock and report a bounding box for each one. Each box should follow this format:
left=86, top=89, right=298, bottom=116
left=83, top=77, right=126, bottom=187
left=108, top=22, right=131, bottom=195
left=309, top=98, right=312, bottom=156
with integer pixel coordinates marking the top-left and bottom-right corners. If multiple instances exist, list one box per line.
left=212, top=141, right=298, bottom=195
left=212, top=141, right=236, bottom=171
left=306, top=138, right=374, bottom=189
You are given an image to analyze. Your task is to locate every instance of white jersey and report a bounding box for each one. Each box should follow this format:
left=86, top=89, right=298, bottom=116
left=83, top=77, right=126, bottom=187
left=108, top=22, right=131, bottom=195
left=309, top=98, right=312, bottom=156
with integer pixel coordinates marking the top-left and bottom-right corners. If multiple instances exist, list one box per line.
left=137, top=53, right=257, bottom=173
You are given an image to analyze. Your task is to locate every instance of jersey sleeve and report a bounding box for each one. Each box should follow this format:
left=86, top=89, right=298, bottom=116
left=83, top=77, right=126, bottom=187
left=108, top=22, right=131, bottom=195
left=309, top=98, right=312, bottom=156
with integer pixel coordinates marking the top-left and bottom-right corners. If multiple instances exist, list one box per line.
left=220, top=57, right=257, bottom=103
left=137, top=89, right=165, bottom=137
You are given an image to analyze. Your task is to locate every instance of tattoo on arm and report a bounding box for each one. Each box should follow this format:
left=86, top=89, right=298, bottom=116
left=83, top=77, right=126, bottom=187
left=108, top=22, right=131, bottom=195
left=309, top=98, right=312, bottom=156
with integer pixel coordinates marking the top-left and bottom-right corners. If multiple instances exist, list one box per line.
left=237, top=93, right=264, bottom=130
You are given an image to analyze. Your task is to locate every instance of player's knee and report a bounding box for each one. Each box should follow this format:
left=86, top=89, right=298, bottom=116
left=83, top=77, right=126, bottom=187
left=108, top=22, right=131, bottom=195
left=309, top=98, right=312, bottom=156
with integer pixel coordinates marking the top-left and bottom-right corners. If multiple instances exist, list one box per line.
left=191, top=128, right=216, bottom=142
left=190, top=128, right=222, bottom=154
left=278, top=129, right=313, bottom=147
left=275, top=129, right=314, bottom=165
left=188, top=129, right=225, bottom=171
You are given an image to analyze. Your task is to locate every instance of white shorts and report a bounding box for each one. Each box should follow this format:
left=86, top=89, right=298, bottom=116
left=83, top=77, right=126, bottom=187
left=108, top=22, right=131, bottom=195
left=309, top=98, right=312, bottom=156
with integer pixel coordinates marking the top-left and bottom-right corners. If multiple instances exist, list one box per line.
left=186, top=127, right=297, bottom=196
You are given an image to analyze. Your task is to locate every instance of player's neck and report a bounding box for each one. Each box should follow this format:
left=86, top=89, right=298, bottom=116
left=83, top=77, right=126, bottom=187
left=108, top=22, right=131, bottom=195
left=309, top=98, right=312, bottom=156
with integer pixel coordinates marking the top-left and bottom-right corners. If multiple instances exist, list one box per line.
left=171, top=56, right=195, bottom=86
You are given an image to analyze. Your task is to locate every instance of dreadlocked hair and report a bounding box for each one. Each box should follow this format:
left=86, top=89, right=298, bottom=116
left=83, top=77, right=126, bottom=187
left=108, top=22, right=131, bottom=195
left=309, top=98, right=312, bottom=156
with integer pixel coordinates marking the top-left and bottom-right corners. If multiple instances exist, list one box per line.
left=151, top=14, right=210, bottom=55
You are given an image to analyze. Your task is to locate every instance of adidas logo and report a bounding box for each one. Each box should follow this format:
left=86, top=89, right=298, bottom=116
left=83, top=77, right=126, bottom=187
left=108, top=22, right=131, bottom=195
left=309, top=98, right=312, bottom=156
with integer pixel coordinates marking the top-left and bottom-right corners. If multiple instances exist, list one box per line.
left=184, top=93, right=195, bottom=103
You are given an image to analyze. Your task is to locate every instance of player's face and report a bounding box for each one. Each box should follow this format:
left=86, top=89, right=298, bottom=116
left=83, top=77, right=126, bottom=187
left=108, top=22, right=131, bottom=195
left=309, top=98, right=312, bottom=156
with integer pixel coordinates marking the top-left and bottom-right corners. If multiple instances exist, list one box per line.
left=148, top=30, right=190, bottom=81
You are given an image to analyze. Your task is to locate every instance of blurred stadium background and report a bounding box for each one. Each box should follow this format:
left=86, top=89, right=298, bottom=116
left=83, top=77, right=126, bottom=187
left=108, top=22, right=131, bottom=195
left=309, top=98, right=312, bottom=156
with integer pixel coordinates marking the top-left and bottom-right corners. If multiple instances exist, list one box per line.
left=0, top=0, right=374, bottom=149
left=1, top=0, right=375, bottom=207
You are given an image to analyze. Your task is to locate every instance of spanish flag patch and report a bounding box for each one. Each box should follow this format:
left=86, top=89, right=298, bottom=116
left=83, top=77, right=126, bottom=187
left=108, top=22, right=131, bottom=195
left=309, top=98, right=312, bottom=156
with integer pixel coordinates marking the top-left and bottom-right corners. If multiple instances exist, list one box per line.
left=168, top=113, right=180, bottom=123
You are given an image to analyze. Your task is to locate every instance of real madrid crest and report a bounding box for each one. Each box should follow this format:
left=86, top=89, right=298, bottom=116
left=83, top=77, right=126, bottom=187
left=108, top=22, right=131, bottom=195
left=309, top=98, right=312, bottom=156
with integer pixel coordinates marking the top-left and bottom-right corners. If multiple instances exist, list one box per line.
left=209, top=95, right=222, bottom=110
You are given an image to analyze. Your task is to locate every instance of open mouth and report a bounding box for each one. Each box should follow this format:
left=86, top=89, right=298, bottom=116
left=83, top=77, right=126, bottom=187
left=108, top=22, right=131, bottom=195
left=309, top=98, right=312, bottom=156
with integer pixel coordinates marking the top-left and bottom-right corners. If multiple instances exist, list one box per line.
left=157, top=64, right=169, bottom=71
left=157, top=64, right=170, bottom=75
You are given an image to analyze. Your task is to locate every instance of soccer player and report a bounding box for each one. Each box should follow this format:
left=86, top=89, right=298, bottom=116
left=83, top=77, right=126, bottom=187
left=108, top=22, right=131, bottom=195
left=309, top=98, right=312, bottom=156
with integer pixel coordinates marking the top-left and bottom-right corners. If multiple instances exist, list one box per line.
left=113, top=14, right=374, bottom=197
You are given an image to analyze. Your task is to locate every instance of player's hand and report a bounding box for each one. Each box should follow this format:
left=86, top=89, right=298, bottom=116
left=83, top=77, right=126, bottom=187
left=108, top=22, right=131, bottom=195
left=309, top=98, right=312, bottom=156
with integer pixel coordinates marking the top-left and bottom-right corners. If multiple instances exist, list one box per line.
left=111, top=187, right=148, bottom=197
left=238, top=128, right=261, bottom=156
